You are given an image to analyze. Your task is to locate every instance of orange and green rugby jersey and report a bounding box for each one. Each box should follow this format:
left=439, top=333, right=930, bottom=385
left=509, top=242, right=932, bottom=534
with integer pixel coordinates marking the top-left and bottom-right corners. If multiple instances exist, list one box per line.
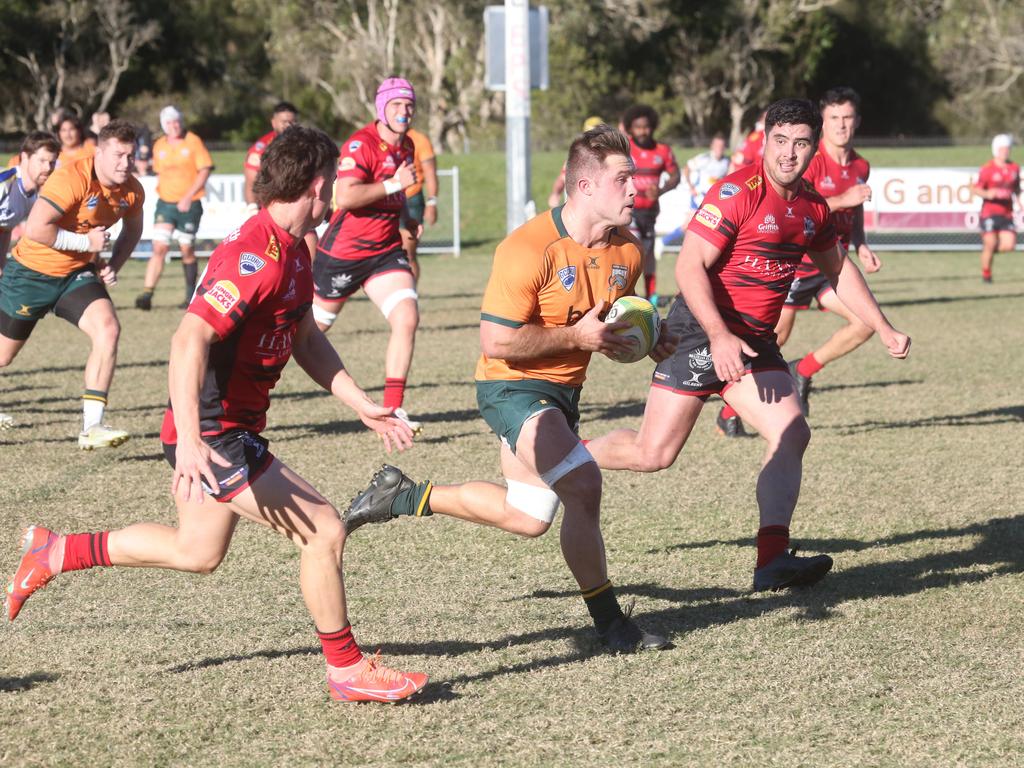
left=153, top=131, right=213, bottom=203
left=476, top=205, right=643, bottom=386
left=12, top=155, right=144, bottom=277
left=406, top=128, right=435, bottom=198
left=57, top=141, right=96, bottom=168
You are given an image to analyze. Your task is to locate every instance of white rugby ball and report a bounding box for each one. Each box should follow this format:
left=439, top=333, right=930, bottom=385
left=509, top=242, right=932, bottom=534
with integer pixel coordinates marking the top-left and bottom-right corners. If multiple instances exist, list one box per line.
left=604, top=296, right=660, bottom=363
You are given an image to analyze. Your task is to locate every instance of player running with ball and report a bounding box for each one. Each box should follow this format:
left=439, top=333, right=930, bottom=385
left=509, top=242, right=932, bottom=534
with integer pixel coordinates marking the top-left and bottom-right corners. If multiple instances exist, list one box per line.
left=586, top=99, right=911, bottom=591
left=344, top=125, right=676, bottom=653
left=5, top=126, right=427, bottom=704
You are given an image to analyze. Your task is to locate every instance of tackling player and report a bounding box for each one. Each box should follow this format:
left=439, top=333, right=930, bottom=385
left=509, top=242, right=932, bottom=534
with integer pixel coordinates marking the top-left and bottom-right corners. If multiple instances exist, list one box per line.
left=623, top=104, right=680, bottom=306
left=344, top=125, right=675, bottom=654
left=4, top=126, right=427, bottom=704
left=585, top=99, right=911, bottom=591
left=0, top=120, right=144, bottom=448
left=718, top=87, right=881, bottom=432
left=971, top=133, right=1021, bottom=283
left=0, top=131, right=60, bottom=430
left=313, top=77, right=422, bottom=430
left=135, top=106, right=214, bottom=310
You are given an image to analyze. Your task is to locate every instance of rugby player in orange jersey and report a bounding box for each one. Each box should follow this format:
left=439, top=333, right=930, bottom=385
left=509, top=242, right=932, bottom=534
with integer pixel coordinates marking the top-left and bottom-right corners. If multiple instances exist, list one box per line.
left=345, top=125, right=677, bottom=654
left=135, top=106, right=214, bottom=310
left=0, top=120, right=144, bottom=448
left=4, top=126, right=428, bottom=704
left=585, top=99, right=910, bottom=591
left=972, top=133, right=1021, bottom=283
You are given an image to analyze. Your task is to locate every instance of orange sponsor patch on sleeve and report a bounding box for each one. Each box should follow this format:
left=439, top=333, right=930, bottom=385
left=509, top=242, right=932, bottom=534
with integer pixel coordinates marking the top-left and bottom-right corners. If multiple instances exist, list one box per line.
left=204, top=279, right=240, bottom=314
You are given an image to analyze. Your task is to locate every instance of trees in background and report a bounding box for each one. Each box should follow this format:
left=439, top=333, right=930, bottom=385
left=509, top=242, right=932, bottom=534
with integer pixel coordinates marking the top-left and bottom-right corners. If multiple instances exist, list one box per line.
left=0, top=0, right=1021, bottom=147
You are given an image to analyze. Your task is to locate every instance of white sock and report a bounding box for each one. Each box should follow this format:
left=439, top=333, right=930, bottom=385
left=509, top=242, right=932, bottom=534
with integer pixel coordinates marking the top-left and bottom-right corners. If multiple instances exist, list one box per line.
left=82, top=393, right=106, bottom=432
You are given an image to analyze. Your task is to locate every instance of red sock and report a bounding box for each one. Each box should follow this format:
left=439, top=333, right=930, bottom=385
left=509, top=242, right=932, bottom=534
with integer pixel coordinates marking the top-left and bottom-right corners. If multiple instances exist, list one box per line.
left=797, top=353, right=823, bottom=379
left=383, top=378, right=406, bottom=409
left=982, top=268, right=992, bottom=279
left=317, top=625, right=363, bottom=668
left=61, top=532, right=112, bottom=573
left=756, top=525, right=790, bottom=568
left=644, top=274, right=656, bottom=297
left=720, top=404, right=738, bottom=419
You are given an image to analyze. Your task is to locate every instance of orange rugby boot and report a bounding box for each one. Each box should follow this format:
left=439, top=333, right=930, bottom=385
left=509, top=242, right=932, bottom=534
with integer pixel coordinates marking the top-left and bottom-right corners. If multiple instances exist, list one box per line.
left=327, top=652, right=428, bottom=703
left=5, top=526, right=59, bottom=621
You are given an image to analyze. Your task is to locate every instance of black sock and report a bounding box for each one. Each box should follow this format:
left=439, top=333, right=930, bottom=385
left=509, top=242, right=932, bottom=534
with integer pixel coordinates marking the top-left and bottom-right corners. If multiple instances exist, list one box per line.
left=582, top=580, right=623, bottom=633
left=183, top=261, right=198, bottom=298
left=391, top=482, right=433, bottom=517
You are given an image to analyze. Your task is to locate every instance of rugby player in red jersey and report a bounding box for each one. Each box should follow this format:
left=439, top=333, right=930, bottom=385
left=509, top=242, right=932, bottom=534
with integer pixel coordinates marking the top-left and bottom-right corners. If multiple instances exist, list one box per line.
left=242, top=101, right=299, bottom=214
left=718, top=87, right=880, bottom=432
left=4, top=126, right=428, bottom=704
left=729, top=110, right=766, bottom=172
left=623, top=104, right=680, bottom=305
left=312, top=77, right=422, bottom=431
left=586, top=99, right=911, bottom=591
left=971, top=133, right=1021, bottom=283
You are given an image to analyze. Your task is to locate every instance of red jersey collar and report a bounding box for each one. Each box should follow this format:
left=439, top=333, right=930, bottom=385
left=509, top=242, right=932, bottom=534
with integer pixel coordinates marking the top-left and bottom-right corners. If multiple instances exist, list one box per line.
left=255, top=206, right=300, bottom=253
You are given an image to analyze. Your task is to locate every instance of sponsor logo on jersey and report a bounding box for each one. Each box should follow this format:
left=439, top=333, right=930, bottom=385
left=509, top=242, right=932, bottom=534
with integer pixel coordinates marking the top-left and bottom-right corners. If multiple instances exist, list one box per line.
left=255, top=141, right=266, bottom=150
left=265, top=234, right=280, bottom=262
left=653, top=155, right=663, bottom=165
left=379, top=142, right=388, bottom=152
left=204, top=279, right=240, bottom=315
left=841, top=169, right=849, bottom=179
left=238, top=252, right=266, bottom=276
left=85, top=194, right=100, bottom=210
left=16, top=304, right=32, bottom=316
left=785, top=206, right=795, bottom=218
left=745, top=175, right=762, bottom=191
left=558, top=265, right=577, bottom=291
left=331, top=273, right=352, bottom=290
left=348, top=141, right=361, bottom=151
left=587, top=255, right=600, bottom=269
left=757, top=213, right=780, bottom=233
left=609, top=264, right=628, bottom=289
left=718, top=183, right=741, bottom=200
left=694, top=203, right=723, bottom=229
left=339, top=157, right=356, bottom=172
left=803, top=216, right=816, bottom=238
left=282, top=277, right=296, bottom=301
left=820, top=175, right=835, bottom=189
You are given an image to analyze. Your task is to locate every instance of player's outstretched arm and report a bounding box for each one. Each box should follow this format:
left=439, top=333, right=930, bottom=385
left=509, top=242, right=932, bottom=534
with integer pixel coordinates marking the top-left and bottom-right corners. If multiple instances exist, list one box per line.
left=291, top=312, right=413, bottom=452
left=809, top=246, right=910, bottom=359
left=168, top=313, right=231, bottom=503
left=676, top=234, right=757, bottom=382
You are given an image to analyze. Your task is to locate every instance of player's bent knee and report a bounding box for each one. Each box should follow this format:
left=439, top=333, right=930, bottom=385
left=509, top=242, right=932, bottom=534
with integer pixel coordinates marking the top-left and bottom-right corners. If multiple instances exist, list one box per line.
left=505, top=480, right=559, bottom=537
left=380, top=288, right=418, bottom=321
left=312, top=303, right=338, bottom=329
left=151, top=229, right=172, bottom=246
left=306, top=510, right=346, bottom=550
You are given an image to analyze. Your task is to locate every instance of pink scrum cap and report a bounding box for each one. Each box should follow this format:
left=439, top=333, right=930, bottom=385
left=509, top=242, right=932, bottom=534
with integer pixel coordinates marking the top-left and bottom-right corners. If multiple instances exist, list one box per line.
left=375, top=77, right=416, bottom=124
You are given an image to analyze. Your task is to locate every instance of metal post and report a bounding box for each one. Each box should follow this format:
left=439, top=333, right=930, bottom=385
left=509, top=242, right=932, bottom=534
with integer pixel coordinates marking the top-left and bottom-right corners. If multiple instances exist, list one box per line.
left=505, top=0, right=531, bottom=233
left=451, top=165, right=461, bottom=258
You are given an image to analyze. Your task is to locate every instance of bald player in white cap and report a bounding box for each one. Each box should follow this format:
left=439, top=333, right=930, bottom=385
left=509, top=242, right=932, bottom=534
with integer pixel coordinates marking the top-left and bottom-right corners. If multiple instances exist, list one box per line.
left=136, top=106, right=214, bottom=309
left=971, top=134, right=1021, bottom=283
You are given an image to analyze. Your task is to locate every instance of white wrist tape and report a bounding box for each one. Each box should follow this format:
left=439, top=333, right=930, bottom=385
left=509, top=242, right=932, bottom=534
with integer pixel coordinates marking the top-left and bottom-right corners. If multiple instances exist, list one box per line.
left=425, top=197, right=438, bottom=206
left=383, top=178, right=403, bottom=196
left=53, top=229, right=92, bottom=252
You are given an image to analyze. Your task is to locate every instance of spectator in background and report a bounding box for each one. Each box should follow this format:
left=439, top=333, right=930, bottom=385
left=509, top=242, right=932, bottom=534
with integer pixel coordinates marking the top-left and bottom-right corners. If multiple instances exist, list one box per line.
left=401, top=124, right=438, bottom=283
left=88, top=112, right=111, bottom=142
left=135, top=106, right=214, bottom=310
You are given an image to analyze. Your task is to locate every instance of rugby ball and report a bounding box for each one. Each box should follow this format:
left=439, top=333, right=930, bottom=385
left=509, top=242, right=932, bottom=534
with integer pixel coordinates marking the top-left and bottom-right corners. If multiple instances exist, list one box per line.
left=604, top=296, right=660, bottom=363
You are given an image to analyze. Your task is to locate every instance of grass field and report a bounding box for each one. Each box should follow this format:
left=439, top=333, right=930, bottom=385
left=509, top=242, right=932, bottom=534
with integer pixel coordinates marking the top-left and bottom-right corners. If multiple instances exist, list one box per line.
left=1, top=240, right=1022, bottom=766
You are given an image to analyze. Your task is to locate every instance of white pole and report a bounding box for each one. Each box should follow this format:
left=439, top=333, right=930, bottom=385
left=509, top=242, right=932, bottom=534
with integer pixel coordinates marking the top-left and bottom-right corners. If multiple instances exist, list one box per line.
left=505, top=0, right=531, bottom=233
left=452, top=165, right=461, bottom=258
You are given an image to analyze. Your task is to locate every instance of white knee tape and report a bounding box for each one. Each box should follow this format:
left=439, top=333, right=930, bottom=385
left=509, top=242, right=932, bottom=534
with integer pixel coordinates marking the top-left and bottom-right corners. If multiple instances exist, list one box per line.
left=175, top=230, right=195, bottom=246
left=312, top=304, right=338, bottom=328
left=540, top=441, right=595, bottom=487
left=151, top=229, right=172, bottom=245
left=380, top=288, right=418, bottom=319
left=506, top=480, right=560, bottom=523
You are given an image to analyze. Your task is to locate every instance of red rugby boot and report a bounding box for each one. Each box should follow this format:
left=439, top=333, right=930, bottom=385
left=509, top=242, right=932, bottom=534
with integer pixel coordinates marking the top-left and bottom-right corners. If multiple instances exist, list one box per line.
left=328, top=652, right=428, bottom=703
left=5, top=526, right=59, bottom=621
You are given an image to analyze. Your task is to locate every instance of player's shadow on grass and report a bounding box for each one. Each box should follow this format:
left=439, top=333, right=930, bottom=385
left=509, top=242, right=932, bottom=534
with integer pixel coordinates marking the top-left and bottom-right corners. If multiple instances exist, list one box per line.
left=2, top=359, right=166, bottom=378
left=812, top=377, right=923, bottom=394
left=0, top=671, right=59, bottom=692
left=824, top=404, right=1024, bottom=435
left=881, top=291, right=1023, bottom=308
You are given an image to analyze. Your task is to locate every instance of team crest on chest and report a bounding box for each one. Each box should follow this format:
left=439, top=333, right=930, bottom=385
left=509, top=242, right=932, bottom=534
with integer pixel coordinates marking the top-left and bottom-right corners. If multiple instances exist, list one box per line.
left=558, top=265, right=577, bottom=291
left=609, top=264, right=628, bottom=290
